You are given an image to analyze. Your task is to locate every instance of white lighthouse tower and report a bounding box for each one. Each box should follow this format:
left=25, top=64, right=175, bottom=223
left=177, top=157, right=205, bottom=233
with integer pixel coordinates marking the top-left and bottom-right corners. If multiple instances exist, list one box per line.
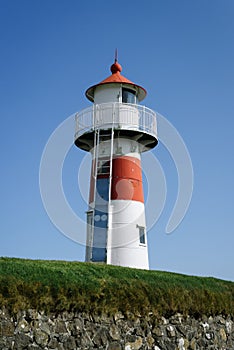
left=75, top=56, right=158, bottom=269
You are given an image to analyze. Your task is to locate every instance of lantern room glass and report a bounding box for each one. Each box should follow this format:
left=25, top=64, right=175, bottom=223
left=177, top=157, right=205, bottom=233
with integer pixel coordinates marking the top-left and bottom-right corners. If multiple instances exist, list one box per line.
left=122, top=88, right=138, bottom=104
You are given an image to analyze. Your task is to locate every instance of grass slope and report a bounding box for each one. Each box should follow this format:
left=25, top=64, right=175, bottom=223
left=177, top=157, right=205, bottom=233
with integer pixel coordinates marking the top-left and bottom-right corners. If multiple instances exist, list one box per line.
left=0, top=257, right=233, bottom=317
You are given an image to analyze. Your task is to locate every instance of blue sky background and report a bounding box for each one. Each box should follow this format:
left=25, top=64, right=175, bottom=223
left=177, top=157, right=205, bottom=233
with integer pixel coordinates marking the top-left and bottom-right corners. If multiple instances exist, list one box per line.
left=1, top=0, right=234, bottom=281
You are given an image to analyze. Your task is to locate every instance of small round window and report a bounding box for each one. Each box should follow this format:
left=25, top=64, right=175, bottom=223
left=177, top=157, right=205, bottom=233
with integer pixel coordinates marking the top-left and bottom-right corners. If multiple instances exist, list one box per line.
left=122, top=88, right=138, bottom=104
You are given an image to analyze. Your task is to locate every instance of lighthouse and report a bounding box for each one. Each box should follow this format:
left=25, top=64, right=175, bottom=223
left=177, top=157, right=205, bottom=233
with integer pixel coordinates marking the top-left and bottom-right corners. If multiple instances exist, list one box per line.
left=74, top=56, right=158, bottom=269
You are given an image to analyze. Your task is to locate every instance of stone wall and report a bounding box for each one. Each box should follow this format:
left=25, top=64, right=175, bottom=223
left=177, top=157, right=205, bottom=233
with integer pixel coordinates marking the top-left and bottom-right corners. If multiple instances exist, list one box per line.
left=0, top=308, right=233, bottom=349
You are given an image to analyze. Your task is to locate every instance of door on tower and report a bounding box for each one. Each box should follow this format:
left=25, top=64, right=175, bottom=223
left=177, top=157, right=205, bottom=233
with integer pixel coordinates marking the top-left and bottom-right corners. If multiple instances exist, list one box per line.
left=91, top=209, right=108, bottom=262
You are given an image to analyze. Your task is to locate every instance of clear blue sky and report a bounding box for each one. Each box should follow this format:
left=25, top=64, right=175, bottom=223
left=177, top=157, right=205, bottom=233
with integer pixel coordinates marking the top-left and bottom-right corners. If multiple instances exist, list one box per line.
left=1, top=0, right=234, bottom=281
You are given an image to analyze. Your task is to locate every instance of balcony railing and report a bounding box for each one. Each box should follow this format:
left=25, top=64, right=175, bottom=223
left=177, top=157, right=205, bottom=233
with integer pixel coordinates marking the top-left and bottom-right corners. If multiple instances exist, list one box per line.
left=75, top=102, right=157, bottom=140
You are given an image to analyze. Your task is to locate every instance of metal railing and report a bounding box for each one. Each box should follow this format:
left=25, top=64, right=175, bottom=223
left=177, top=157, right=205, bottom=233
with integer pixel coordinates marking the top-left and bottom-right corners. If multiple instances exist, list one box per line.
left=75, top=102, right=157, bottom=139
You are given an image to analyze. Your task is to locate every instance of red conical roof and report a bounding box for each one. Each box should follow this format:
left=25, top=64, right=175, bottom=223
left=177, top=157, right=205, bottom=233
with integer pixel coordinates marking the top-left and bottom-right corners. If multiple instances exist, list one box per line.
left=85, top=59, right=147, bottom=102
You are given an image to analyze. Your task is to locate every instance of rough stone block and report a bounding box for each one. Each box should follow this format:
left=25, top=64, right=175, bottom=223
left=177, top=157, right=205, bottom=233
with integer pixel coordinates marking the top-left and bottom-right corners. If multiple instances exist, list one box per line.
left=219, top=327, right=227, bottom=341
left=166, top=325, right=176, bottom=337
left=13, top=333, right=32, bottom=349
left=107, top=342, right=122, bottom=350
left=125, top=336, right=142, bottom=350
left=0, top=320, right=14, bottom=336
left=55, top=320, right=68, bottom=334
left=63, top=336, right=76, bottom=350
left=34, top=328, right=49, bottom=347
left=48, top=337, right=60, bottom=348
left=110, top=324, right=121, bottom=340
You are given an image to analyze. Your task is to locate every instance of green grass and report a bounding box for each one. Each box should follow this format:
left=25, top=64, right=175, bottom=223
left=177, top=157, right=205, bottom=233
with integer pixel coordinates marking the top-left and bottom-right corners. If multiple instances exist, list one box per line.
left=0, top=257, right=233, bottom=317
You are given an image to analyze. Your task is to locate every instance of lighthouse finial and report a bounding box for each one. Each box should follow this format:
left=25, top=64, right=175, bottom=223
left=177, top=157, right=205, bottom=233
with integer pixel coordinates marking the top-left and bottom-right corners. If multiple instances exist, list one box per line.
left=111, top=49, right=122, bottom=74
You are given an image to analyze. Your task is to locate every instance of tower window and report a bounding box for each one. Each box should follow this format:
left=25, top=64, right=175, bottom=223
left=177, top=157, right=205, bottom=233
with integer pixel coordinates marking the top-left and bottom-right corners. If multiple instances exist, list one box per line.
left=122, top=88, right=138, bottom=104
left=138, top=226, right=146, bottom=245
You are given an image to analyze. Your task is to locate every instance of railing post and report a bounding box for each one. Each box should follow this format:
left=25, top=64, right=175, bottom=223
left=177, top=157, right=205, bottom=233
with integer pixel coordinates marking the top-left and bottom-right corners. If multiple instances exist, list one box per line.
left=92, top=104, right=95, bottom=130
left=113, top=102, right=115, bottom=125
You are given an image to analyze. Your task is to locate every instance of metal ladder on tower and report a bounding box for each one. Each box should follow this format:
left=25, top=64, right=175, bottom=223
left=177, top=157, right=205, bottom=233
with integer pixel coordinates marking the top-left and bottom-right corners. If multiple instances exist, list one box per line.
left=91, top=127, right=114, bottom=262
left=93, top=128, right=114, bottom=205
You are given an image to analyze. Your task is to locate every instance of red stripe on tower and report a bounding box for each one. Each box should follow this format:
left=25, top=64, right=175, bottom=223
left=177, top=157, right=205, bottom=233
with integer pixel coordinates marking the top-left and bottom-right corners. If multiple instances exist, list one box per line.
left=111, top=156, right=144, bottom=202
